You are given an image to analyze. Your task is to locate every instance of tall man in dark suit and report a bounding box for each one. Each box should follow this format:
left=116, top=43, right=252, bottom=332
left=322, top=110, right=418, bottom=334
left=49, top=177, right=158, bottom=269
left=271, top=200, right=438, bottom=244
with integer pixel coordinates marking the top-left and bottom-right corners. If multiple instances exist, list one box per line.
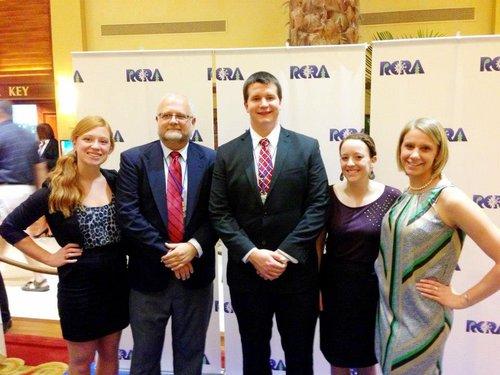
left=117, top=93, right=216, bottom=375
left=210, top=71, right=329, bottom=374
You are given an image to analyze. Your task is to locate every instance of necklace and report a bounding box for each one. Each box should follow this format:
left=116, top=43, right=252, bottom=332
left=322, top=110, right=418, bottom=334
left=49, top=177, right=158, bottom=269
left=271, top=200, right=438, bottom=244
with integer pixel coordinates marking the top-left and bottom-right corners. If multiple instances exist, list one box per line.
left=409, top=176, right=435, bottom=191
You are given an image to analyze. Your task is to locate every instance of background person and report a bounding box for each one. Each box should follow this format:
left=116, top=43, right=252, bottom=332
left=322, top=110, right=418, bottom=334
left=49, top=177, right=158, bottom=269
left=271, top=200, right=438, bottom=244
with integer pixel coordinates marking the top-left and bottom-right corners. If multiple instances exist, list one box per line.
left=37, top=122, right=59, bottom=171
left=210, top=71, right=330, bottom=375
left=375, top=118, right=500, bottom=374
left=19, top=122, right=60, bottom=292
left=0, top=116, right=129, bottom=374
left=117, top=93, right=216, bottom=375
left=317, top=133, right=400, bottom=375
left=0, top=100, right=45, bottom=331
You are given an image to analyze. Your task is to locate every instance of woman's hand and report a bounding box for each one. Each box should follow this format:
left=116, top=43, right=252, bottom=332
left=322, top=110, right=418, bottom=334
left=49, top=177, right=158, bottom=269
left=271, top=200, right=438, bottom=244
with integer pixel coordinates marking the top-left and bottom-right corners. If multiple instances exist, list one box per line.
left=416, top=278, right=468, bottom=309
left=46, top=243, right=82, bottom=267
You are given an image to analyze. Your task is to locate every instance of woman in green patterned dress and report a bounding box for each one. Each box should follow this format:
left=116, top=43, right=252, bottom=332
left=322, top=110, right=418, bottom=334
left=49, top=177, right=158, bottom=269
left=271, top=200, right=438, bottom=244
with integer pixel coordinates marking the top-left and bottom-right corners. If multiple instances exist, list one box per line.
left=375, top=118, right=500, bottom=375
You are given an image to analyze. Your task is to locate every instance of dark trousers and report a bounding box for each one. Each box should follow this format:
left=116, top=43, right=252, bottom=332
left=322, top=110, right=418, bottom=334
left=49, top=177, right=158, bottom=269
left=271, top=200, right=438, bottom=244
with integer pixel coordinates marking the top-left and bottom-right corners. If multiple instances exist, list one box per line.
left=230, top=288, right=319, bottom=375
left=129, top=280, right=213, bottom=375
left=0, top=270, right=10, bottom=323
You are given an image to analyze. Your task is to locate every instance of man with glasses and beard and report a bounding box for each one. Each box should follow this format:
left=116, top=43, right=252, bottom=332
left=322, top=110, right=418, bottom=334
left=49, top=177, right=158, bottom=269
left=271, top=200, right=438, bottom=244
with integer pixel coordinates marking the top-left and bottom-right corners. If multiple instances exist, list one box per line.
left=117, top=93, right=216, bottom=375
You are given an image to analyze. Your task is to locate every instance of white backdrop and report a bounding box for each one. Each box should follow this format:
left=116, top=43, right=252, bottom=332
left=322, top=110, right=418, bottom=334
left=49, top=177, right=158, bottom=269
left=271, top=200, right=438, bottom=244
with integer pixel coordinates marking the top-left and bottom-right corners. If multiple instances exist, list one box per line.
left=73, top=44, right=366, bottom=374
left=370, top=35, right=500, bottom=375
left=70, top=39, right=499, bottom=374
left=72, top=50, right=221, bottom=374
left=215, top=45, right=366, bottom=183
left=214, top=45, right=366, bottom=374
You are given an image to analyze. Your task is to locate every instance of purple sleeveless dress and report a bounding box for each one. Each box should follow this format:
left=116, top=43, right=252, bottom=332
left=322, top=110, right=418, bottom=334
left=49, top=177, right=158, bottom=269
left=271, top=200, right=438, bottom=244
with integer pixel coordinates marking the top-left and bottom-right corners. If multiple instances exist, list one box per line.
left=320, top=185, right=400, bottom=367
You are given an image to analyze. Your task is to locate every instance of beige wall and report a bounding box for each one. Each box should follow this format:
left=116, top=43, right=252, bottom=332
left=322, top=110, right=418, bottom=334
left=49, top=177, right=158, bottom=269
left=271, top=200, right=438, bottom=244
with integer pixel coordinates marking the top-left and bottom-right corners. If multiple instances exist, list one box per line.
left=360, top=0, right=496, bottom=40
left=83, top=0, right=288, bottom=50
left=495, top=0, right=500, bottom=33
left=51, top=0, right=499, bottom=132
left=50, top=0, right=85, bottom=138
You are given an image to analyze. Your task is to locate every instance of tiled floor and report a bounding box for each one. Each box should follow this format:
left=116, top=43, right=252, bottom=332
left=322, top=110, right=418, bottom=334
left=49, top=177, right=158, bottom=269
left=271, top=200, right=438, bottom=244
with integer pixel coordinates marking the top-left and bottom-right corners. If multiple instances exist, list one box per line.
left=6, top=275, right=59, bottom=320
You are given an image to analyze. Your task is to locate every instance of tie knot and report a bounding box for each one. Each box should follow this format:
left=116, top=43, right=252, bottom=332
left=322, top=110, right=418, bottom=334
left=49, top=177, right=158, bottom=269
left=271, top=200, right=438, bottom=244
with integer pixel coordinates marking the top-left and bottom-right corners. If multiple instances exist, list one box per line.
left=170, top=151, right=181, bottom=161
left=259, top=138, right=270, bottom=148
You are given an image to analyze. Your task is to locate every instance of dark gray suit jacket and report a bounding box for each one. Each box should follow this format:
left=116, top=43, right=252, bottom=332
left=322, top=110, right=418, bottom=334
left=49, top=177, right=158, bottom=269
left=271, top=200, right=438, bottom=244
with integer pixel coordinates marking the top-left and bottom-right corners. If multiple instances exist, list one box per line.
left=210, top=127, right=329, bottom=293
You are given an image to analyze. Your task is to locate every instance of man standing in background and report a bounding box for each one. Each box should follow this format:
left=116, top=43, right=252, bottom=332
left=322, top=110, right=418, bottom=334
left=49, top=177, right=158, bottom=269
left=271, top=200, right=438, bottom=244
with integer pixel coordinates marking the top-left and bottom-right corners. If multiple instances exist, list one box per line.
left=0, top=100, right=46, bottom=330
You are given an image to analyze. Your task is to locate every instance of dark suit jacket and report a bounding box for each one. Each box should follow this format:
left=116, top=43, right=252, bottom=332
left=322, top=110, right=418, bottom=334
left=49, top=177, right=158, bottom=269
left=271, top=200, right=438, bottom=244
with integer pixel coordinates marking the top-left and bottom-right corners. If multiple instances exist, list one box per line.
left=210, top=127, right=329, bottom=294
left=40, top=139, right=59, bottom=171
left=117, top=140, right=216, bottom=292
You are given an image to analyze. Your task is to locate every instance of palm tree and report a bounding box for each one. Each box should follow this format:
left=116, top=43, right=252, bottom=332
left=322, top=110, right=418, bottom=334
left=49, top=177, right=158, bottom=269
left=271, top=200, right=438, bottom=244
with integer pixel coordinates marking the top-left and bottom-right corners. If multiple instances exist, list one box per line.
left=288, top=0, right=360, bottom=46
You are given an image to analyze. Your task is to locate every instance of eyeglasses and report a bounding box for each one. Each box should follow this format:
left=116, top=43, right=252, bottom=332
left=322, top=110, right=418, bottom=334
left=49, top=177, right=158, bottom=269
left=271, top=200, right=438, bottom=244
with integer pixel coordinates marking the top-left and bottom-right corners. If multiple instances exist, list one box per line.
left=156, top=112, right=193, bottom=122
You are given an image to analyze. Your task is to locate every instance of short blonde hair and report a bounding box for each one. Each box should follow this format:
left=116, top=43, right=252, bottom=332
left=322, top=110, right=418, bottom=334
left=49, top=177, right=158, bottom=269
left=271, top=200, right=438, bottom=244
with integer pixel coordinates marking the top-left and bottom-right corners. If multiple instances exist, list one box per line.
left=396, top=118, right=449, bottom=176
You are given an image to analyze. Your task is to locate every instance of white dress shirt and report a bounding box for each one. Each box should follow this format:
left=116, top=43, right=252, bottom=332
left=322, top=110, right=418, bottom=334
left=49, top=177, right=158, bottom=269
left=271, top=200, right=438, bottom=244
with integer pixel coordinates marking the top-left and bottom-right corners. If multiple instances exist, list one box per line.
left=243, top=125, right=298, bottom=264
left=38, top=139, right=49, bottom=157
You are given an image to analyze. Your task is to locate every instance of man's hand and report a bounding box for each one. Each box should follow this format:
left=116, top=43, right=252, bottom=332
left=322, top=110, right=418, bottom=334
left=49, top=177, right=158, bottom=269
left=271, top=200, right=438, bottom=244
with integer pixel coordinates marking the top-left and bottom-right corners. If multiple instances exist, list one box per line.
left=162, top=242, right=197, bottom=270
left=173, top=262, right=194, bottom=280
left=248, top=249, right=288, bottom=281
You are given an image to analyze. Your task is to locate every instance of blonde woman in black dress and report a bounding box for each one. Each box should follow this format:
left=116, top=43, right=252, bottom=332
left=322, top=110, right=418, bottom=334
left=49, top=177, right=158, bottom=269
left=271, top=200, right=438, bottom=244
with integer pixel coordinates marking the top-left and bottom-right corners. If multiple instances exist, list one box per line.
left=0, top=116, right=128, bottom=374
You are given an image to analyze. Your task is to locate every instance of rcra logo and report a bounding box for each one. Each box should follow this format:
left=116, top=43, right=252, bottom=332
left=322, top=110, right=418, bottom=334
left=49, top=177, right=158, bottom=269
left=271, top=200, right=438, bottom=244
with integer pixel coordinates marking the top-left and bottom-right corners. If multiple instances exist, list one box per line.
left=479, top=56, right=500, bottom=71
left=207, top=67, right=244, bottom=81
left=466, top=320, right=500, bottom=334
left=214, top=300, right=234, bottom=313
left=379, top=59, right=425, bottom=75
left=126, top=68, right=163, bottom=82
left=117, top=349, right=211, bottom=363
left=118, top=349, right=132, bottom=360
left=329, top=128, right=363, bottom=141
left=473, top=195, right=500, bottom=209
left=270, top=358, right=286, bottom=371
left=290, top=65, right=330, bottom=79
left=444, top=128, right=467, bottom=142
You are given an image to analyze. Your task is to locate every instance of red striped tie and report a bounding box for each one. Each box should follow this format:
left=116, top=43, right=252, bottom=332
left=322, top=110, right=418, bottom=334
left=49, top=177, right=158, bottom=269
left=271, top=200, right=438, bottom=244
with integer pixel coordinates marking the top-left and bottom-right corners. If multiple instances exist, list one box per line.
left=258, top=138, right=273, bottom=194
left=167, top=151, right=184, bottom=243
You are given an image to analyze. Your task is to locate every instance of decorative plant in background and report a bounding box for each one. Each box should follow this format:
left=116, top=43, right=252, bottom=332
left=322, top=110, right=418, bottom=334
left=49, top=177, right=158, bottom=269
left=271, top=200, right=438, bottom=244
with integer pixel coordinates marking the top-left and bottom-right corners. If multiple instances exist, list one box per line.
left=287, top=0, right=360, bottom=45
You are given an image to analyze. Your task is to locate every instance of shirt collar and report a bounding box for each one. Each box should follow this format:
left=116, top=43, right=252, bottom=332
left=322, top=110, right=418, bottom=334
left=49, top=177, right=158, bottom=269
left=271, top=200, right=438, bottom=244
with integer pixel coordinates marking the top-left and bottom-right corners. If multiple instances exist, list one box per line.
left=160, top=141, right=189, bottom=162
left=249, top=124, right=281, bottom=150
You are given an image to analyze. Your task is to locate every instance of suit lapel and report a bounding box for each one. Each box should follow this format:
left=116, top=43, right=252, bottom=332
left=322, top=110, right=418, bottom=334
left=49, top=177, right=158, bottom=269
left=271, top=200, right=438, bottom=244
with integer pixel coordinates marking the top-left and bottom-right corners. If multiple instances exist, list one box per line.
left=185, top=142, right=204, bottom=227
left=268, top=127, right=290, bottom=196
left=145, top=141, right=168, bottom=227
left=241, top=131, right=262, bottom=203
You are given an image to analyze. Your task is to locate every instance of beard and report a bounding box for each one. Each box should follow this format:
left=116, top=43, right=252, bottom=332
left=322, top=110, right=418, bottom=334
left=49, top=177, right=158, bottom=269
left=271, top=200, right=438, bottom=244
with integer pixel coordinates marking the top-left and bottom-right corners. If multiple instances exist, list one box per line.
left=162, top=129, right=185, bottom=142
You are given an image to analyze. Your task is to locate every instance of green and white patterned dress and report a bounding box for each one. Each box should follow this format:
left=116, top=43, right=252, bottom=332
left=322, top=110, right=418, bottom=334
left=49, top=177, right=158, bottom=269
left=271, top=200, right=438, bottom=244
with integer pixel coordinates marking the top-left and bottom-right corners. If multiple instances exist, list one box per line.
left=375, top=180, right=465, bottom=375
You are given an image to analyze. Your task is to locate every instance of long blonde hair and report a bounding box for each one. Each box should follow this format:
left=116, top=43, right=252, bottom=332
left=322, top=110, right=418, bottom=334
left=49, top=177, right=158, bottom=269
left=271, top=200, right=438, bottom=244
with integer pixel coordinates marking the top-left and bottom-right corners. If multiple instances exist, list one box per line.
left=48, top=116, right=114, bottom=217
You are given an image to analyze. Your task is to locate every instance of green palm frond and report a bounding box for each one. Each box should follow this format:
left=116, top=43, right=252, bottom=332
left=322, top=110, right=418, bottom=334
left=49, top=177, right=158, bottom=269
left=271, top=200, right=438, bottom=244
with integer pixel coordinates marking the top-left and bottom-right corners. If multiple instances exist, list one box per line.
left=373, top=31, right=395, bottom=40
left=416, top=29, right=446, bottom=38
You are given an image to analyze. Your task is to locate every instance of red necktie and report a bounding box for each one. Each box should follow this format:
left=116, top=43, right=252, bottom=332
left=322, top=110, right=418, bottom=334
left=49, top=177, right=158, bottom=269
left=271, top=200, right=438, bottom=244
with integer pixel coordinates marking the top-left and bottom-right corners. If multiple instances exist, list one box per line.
left=258, top=138, right=273, bottom=194
left=167, top=151, right=184, bottom=242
